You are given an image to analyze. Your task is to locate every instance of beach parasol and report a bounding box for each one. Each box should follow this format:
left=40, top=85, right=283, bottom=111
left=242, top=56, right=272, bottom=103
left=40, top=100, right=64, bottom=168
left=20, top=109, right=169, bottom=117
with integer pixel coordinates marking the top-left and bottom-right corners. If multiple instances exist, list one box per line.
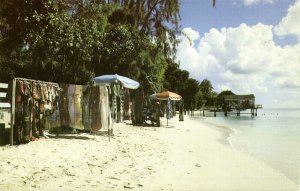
left=93, top=74, right=140, bottom=141
left=150, top=91, right=182, bottom=101
left=150, top=91, right=182, bottom=126
left=93, top=74, right=140, bottom=89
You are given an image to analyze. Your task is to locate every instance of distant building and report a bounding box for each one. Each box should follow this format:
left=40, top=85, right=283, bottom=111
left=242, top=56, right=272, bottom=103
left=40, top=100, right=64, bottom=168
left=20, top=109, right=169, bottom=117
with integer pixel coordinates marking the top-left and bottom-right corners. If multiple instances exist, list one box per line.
left=224, top=94, right=255, bottom=110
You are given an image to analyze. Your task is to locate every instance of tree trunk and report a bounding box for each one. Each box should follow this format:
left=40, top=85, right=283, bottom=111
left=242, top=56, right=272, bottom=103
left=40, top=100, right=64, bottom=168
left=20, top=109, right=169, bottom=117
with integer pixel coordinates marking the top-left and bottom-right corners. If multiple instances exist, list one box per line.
left=132, top=88, right=144, bottom=124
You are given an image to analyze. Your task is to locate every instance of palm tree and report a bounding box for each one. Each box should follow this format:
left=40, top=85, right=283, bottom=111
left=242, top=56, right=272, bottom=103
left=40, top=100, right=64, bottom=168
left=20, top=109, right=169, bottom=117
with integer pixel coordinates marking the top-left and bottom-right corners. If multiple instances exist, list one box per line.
left=200, top=79, right=213, bottom=98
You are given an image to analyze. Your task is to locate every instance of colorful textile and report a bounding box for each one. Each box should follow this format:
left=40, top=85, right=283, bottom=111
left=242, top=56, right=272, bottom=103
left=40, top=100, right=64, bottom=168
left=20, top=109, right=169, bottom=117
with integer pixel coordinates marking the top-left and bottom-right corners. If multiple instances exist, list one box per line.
left=10, top=79, right=114, bottom=145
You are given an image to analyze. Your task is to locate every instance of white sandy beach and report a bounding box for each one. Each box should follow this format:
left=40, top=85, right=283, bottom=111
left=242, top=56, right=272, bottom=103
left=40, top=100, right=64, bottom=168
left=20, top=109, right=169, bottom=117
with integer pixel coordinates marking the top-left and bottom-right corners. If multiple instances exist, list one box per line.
left=0, top=116, right=298, bottom=191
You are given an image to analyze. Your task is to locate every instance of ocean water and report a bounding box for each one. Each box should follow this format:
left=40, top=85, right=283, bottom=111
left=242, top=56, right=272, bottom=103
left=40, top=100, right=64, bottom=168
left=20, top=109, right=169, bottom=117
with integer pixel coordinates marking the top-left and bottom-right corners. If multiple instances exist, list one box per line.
left=195, top=108, right=300, bottom=184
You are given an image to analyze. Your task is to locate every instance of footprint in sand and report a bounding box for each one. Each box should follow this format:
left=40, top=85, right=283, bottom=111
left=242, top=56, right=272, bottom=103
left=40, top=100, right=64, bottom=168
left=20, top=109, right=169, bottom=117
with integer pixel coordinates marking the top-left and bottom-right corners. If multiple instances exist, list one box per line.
left=107, top=176, right=121, bottom=181
left=124, top=182, right=134, bottom=189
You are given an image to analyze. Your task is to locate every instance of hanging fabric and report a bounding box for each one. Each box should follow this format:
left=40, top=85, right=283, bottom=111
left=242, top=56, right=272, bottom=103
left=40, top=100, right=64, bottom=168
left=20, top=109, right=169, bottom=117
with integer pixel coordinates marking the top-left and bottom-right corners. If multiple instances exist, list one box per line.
left=47, top=87, right=61, bottom=129
left=74, top=85, right=84, bottom=130
left=68, top=85, right=84, bottom=130
left=89, top=86, right=101, bottom=133
left=82, top=86, right=91, bottom=130
left=100, top=85, right=109, bottom=131
left=59, top=84, right=70, bottom=128
left=9, top=77, right=116, bottom=145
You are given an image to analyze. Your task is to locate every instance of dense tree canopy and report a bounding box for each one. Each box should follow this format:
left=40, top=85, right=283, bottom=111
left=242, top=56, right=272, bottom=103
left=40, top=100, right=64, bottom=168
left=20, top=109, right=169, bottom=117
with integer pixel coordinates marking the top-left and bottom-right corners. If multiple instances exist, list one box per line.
left=0, top=0, right=179, bottom=85
left=0, top=0, right=217, bottom=110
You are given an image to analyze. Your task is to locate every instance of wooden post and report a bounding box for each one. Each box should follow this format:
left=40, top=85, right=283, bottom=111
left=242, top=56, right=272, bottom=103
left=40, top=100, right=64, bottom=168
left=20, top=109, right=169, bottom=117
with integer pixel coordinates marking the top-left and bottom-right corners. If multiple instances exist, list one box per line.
left=156, top=101, right=160, bottom=126
left=107, top=85, right=111, bottom=142
left=10, top=79, right=16, bottom=146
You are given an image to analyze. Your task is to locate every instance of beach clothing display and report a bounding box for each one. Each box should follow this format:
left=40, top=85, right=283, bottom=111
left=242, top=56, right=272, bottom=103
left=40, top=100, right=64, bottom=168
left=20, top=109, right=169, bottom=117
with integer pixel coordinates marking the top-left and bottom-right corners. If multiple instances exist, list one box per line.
left=68, top=85, right=84, bottom=130
left=82, top=86, right=91, bottom=130
left=8, top=77, right=135, bottom=145
left=99, top=85, right=109, bottom=131
left=89, top=86, right=102, bottom=133
left=10, top=79, right=60, bottom=144
left=59, top=84, right=70, bottom=127
left=93, top=74, right=140, bottom=126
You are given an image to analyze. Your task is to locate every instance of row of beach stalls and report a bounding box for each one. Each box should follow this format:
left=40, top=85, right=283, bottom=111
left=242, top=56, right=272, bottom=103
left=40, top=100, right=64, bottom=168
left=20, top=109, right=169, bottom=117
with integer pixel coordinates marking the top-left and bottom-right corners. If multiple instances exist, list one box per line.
left=7, top=75, right=182, bottom=145
left=8, top=75, right=139, bottom=145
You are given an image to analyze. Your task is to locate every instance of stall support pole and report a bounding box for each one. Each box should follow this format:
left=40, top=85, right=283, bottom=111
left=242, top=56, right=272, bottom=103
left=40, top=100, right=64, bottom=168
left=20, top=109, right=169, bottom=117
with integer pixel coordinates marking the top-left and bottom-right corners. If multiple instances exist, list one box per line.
left=10, top=78, right=16, bottom=146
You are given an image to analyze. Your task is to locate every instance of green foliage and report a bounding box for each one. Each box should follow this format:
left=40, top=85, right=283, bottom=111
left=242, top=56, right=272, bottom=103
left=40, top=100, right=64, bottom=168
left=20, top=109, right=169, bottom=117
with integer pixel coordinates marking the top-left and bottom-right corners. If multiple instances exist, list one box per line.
left=164, top=61, right=201, bottom=110
left=182, top=78, right=200, bottom=110
left=199, top=79, right=214, bottom=100
left=216, top=90, right=235, bottom=111
left=194, top=90, right=204, bottom=108
left=0, top=0, right=181, bottom=91
left=198, top=78, right=221, bottom=106
left=0, top=0, right=211, bottom=110
left=0, top=0, right=108, bottom=83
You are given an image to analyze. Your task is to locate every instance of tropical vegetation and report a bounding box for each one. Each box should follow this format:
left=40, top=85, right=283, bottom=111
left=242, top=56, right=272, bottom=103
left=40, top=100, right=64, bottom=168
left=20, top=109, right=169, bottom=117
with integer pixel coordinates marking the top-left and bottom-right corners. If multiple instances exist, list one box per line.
left=0, top=0, right=220, bottom=111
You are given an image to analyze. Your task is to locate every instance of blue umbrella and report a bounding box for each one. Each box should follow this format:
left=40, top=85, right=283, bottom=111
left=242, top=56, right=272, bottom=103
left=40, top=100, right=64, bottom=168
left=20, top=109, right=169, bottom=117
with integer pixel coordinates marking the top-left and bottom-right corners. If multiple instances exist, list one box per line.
left=93, top=74, right=140, bottom=89
left=93, top=74, right=139, bottom=141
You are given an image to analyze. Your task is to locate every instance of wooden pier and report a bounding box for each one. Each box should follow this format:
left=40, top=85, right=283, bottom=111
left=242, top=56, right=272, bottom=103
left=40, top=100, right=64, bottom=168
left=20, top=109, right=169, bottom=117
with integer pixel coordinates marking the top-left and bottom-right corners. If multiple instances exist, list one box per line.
left=200, top=94, right=262, bottom=117
left=200, top=104, right=262, bottom=117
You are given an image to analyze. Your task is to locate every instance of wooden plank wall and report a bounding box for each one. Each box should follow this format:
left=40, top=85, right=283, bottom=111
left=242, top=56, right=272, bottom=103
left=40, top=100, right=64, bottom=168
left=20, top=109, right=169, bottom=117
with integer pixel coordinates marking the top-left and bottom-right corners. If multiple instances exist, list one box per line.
left=0, top=83, right=10, bottom=108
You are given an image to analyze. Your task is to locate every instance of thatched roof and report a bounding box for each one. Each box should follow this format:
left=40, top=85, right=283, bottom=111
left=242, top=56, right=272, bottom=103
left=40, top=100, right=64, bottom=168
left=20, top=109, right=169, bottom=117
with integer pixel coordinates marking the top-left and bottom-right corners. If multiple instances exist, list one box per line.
left=224, top=94, right=255, bottom=101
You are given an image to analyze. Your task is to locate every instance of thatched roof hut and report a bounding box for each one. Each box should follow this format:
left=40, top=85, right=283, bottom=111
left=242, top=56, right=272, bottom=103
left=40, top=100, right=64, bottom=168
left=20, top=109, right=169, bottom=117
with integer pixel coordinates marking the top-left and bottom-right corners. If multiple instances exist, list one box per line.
left=224, top=94, right=255, bottom=109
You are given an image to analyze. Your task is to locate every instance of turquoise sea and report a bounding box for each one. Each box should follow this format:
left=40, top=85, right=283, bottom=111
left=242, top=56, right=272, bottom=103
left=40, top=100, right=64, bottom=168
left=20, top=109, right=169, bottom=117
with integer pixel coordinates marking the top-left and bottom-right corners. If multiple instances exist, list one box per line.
left=193, top=108, right=300, bottom=184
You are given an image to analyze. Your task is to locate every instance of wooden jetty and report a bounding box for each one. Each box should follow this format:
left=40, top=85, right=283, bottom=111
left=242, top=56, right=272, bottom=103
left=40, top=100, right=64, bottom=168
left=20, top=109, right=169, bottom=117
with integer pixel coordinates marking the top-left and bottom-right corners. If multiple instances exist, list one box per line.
left=201, top=94, right=262, bottom=117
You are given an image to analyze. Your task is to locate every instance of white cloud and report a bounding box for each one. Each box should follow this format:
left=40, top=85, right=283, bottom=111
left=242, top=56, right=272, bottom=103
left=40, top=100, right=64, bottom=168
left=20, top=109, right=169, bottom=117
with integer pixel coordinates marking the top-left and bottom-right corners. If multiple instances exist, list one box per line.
left=176, top=22, right=300, bottom=108
left=242, top=0, right=274, bottom=6
left=274, top=0, right=300, bottom=40
left=182, top=27, right=200, bottom=41
left=177, top=30, right=202, bottom=73
left=177, top=0, right=300, bottom=108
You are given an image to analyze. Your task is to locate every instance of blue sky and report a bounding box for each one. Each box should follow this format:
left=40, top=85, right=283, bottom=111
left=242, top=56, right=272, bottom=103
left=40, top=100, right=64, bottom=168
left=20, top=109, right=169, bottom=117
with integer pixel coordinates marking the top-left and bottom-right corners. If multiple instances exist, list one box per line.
left=177, top=0, right=300, bottom=108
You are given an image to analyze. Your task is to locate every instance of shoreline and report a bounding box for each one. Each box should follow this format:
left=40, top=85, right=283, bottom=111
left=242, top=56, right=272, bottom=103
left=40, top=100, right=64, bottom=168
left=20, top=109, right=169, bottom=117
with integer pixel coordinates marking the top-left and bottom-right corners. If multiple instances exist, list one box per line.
left=0, top=115, right=298, bottom=190
left=142, top=116, right=298, bottom=190
left=191, top=113, right=299, bottom=185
